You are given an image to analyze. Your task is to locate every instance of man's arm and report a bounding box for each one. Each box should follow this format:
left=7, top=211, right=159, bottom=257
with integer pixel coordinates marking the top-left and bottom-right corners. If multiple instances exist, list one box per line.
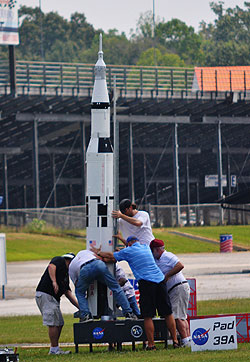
left=48, top=263, right=59, bottom=294
left=65, top=290, right=79, bottom=309
left=118, top=277, right=127, bottom=287
left=113, top=232, right=126, bottom=246
left=164, top=261, right=184, bottom=283
left=111, top=210, right=142, bottom=227
left=90, top=246, right=117, bottom=263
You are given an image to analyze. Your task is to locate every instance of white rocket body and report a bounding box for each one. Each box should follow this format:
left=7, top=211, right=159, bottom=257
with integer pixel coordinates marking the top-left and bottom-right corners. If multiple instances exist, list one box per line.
left=86, top=35, right=114, bottom=317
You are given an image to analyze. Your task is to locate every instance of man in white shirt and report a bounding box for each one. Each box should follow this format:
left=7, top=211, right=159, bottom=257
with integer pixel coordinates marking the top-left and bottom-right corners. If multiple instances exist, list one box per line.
left=112, top=199, right=154, bottom=246
left=115, top=264, right=140, bottom=317
left=150, top=239, right=191, bottom=347
left=68, top=249, right=136, bottom=322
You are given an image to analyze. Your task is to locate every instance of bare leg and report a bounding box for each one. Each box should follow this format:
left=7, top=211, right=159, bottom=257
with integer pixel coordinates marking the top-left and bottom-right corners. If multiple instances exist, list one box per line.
left=185, top=319, right=190, bottom=337
left=144, top=317, right=155, bottom=348
left=48, top=325, right=63, bottom=347
left=176, top=319, right=189, bottom=339
left=165, top=314, right=178, bottom=344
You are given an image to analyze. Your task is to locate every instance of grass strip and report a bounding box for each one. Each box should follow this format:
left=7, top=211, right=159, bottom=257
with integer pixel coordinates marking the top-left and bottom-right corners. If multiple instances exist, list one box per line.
left=1, top=299, right=250, bottom=345
left=15, top=343, right=250, bottom=362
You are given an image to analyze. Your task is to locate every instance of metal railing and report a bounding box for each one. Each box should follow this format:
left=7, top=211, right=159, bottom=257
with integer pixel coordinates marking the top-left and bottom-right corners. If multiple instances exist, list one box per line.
left=0, top=204, right=250, bottom=230
left=1, top=61, right=250, bottom=96
left=0, top=60, right=195, bottom=95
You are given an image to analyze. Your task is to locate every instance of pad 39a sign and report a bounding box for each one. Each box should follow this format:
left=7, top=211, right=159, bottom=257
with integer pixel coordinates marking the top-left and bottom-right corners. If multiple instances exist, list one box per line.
left=190, top=316, right=237, bottom=352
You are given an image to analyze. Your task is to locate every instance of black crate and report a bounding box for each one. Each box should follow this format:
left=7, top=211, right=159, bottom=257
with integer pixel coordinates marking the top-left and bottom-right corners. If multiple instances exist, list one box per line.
left=0, top=354, right=19, bottom=362
left=74, top=318, right=169, bottom=352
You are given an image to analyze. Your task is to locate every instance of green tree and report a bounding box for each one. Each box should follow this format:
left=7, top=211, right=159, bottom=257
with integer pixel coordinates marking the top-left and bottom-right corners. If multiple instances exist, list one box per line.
left=48, top=39, right=79, bottom=63
left=17, top=6, right=42, bottom=60
left=132, top=12, right=203, bottom=66
left=13, top=2, right=250, bottom=68
left=0, top=47, right=8, bottom=60
left=69, top=12, right=96, bottom=50
left=17, top=6, right=96, bottom=62
left=156, top=19, right=204, bottom=65
left=137, top=47, right=185, bottom=67
left=80, top=31, right=138, bottom=65
left=43, top=11, right=69, bottom=59
left=135, top=10, right=155, bottom=39
left=200, top=1, right=250, bottom=65
left=130, top=10, right=161, bottom=55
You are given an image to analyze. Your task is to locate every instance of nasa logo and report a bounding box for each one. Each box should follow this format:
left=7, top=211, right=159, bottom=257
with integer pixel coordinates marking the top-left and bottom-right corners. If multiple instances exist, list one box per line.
left=131, top=325, right=143, bottom=338
left=192, top=328, right=210, bottom=346
left=92, top=327, right=105, bottom=340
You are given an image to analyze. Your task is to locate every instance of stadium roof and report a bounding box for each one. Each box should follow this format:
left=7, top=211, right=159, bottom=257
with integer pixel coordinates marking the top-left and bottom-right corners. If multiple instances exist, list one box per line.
left=193, top=66, right=250, bottom=92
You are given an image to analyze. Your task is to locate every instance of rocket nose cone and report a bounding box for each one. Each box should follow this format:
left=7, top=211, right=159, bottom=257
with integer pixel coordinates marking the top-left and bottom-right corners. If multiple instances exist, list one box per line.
left=95, top=57, right=106, bottom=68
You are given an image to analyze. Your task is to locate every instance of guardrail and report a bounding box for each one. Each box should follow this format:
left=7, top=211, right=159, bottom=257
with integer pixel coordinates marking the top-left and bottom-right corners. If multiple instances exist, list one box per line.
left=1, top=61, right=249, bottom=95
left=0, top=60, right=195, bottom=95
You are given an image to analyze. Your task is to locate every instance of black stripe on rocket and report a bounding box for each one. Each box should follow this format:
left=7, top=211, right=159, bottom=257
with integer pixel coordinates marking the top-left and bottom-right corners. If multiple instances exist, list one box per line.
left=86, top=196, right=113, bottom=228
left=98, top=138, right=113, bottom=153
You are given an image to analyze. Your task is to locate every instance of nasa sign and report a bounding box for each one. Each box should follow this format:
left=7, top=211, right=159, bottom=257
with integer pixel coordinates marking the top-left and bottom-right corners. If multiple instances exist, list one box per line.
left=190, top=316, right=237, bottom=352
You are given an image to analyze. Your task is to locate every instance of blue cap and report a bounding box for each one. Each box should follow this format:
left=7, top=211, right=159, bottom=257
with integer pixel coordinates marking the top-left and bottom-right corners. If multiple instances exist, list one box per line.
left=126, top=236, right=139, bottom=244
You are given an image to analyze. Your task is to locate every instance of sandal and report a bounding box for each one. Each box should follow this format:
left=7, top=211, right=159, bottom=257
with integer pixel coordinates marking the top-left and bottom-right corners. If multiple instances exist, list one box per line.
left=146, top=345, right=156, bottom=351
left=173, top=341, right=180, bottom=349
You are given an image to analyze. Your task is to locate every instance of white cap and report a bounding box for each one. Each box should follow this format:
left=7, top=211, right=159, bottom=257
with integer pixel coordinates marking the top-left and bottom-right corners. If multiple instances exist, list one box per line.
left=62, top=252, right=75, bottom=260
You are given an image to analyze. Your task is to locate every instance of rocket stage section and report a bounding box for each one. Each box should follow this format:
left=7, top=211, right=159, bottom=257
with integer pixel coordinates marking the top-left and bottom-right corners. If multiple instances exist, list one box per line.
left=86, top=34, right=115, bottom=317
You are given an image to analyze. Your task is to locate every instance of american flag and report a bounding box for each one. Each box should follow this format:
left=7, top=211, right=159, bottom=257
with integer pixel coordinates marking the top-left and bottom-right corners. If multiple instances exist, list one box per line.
left=220, top=234, right=233, bottom=252
left=129, top=279, right=140, bottom=306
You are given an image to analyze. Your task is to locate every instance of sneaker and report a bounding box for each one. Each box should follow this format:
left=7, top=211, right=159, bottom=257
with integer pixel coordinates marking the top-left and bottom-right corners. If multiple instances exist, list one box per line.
left=125, top=312, right=138, bottom=320
left=80, top=313, right=93, bottom=323
left=182, top=340, right=191, bottom=347
left=49, top=349, right=71, bottom=355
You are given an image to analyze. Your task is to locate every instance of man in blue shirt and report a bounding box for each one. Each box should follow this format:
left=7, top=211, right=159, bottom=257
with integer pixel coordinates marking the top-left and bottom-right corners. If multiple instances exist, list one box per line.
left=91, top=236, right=179, bottom=350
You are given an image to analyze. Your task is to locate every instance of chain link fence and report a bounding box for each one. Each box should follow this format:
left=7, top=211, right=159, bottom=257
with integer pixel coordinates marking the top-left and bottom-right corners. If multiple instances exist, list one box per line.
left=0, top=204, right=249, bottom=230
left=148, top=203, right=250, bottom=227
left=0, top=206, right=86, bottom=230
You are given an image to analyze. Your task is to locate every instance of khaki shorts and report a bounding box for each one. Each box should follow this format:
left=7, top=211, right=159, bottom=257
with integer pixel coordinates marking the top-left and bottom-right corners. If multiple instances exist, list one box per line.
left=36, top=292, right=64, bottom=327
left=169, top=283, right=190, bottom=320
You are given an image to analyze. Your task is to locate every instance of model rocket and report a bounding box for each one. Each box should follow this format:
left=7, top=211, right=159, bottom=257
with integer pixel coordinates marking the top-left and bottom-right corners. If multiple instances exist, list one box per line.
left=86, top=34, right=114, bottom=317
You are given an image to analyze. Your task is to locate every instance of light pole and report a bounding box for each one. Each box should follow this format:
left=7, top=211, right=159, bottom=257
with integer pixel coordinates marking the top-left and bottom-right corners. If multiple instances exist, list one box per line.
left=39, top=0, right=44, bottom=60
left=153, top=0, right=157, bottom=66
left=153, top=0, right=155, bottom=35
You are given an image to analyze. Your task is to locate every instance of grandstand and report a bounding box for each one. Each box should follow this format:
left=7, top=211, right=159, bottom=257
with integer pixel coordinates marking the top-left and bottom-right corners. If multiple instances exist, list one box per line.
left=0, top=61, right=250, bottom=227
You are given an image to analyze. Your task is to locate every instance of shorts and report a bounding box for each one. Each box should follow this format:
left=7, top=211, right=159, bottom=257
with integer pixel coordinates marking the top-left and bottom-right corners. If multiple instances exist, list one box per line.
left=169, top=283, right=190, bottom=320
left=36, top=292, right=64, bottom=327
left=138, top=279, right=172, bottom=318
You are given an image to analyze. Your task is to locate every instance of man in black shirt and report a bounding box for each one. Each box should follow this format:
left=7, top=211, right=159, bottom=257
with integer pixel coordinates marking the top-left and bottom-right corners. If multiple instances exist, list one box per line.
left=36, top=253, right=79, bottom=355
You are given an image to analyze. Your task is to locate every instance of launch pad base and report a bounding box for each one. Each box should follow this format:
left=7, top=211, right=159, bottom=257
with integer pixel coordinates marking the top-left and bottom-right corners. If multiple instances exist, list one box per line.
left=73, top=318, right=169, bottom=353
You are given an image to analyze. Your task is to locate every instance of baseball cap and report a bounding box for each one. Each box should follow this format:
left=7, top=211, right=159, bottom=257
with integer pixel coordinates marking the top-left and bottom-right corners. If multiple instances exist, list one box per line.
left=150, top=239, right=164, bottom=249
left=126, top=236, right=139, bottom=244
left=62, top=252, right=75, bottom=260
left=119, top=199, right=132, bottom=213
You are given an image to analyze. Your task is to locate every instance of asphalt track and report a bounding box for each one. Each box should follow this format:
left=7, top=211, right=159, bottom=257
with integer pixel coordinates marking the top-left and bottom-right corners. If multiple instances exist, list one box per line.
left=0, top=252, right=250, bottom=317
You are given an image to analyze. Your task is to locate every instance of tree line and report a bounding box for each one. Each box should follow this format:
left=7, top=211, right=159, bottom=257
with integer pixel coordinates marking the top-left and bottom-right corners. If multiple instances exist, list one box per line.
left=1, top=1, right=250, bottom=67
